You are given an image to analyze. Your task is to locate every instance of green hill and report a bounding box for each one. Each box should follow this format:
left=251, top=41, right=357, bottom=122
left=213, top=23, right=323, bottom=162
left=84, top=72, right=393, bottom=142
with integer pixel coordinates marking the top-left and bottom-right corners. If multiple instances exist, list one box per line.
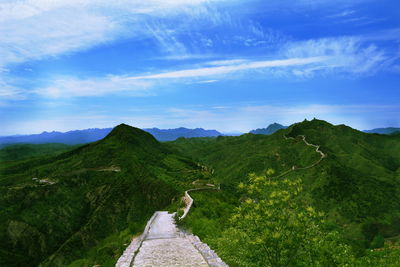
left=0, top=124, right=205, bottom=267
left=171, top=119, right=400, bottom=252
left=0, top=143, right=76, bottom=163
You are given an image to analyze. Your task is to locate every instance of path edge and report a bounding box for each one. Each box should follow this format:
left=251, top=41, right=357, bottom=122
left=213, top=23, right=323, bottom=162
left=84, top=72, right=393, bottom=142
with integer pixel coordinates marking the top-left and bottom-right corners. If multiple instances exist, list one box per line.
left=115, top=212, right=158, bottom=267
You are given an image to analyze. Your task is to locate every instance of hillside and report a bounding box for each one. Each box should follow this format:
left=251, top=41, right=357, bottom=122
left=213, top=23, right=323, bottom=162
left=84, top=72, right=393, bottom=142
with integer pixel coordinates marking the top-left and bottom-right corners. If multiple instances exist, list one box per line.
left=171, top=119, right=400, bottom=252
left=249, top=123, right=287, bottom=135
left=0, top=124, right=207, bottom=267
left=0, top=127, right=222, bottom=146
left=0, top=143, right=76, bottom=163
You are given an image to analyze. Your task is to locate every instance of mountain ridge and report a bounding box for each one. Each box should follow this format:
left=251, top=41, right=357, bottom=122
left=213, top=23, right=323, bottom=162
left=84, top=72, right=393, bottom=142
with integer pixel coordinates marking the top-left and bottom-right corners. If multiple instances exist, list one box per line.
left=363, top=127, right=400, bottom=135
left=0, top=126, right=222, bottom=146
left=249, top=123, right=287, bottom=135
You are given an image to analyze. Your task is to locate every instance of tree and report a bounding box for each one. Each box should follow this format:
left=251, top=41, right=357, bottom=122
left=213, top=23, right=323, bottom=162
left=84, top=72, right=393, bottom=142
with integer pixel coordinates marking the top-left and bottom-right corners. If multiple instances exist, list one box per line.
left=213, top=171, right=354, bottom=267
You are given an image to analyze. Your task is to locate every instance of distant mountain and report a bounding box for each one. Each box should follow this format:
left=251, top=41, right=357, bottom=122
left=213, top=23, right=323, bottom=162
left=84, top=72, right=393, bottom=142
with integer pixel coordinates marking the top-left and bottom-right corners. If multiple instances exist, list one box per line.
left=145, top=127, right=221, bottom=141
left=0, top=128, right=112, bottom=147
left=364, top=127, right=400, bottom=135
left=249, top=123, right=287, bottom=135
left=0, top=127, right=222, bottom=146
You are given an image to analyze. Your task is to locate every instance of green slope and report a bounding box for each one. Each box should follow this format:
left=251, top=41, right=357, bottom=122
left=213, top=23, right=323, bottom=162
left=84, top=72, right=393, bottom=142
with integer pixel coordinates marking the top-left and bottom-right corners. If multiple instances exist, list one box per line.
left=170, top=131, right=320, bottom=189
left=171, top=119, right=400, bottom=251
left=0, top=143, right=76, bottom=163
left=0, top=124, right=205, bottom=267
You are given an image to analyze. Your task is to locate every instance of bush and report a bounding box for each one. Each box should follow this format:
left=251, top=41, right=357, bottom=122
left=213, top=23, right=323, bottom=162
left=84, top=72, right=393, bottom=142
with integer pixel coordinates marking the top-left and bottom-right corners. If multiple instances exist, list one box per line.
left=213, top=173, right=354, bottom=267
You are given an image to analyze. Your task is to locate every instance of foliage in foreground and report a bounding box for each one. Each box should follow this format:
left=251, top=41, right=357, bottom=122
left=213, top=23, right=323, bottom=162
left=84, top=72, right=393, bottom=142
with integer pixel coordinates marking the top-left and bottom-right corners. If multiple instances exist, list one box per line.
left=213, top=172, right=354, bottom=266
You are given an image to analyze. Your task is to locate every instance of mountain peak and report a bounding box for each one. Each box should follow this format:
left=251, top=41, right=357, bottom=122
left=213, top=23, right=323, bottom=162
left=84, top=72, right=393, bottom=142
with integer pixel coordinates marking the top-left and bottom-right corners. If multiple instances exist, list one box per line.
left=250, top=123, right=287, bottom=135
left=105, top=123, right=159, bottom=145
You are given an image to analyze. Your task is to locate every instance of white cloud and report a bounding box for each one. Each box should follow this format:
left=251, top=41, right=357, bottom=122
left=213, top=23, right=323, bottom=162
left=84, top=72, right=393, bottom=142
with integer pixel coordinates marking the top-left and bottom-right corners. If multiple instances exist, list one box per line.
left=124, top=57, right=327, bottom=80
left=0, top=0, right=226, bottom=67
left=282, top=37, right=390, bottom=76
left=195, top=80, right=219, bottom=84
left=0, top=76, right=27, bottom=99
left=33, top=56, right=324, bottom=98
left=36, top=76, right=153, bottom=98
left=328, top=10, right=356, bottom=18
left=0, top=86, right=25, bottom=99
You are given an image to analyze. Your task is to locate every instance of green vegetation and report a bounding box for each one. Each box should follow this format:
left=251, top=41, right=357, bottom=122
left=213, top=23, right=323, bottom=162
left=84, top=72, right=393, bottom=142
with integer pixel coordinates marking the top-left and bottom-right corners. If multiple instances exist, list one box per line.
left=175, top=119, right=400, bottom=264
left=169, top=130, right=320, bottom=190
left=213, top=174, right=354, bottom=266
left=0, top=143, right=76, bottom=163
left=178, top=190, right=237, bottom=239
left=2, top=119, right=400, bottom=266
left=0, top=124, right=207, bottom=267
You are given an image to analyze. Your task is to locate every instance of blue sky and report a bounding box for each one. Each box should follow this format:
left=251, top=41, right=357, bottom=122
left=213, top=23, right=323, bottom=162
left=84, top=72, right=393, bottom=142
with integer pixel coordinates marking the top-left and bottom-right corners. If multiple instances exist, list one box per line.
left=0, top=0, right=399, bottom=135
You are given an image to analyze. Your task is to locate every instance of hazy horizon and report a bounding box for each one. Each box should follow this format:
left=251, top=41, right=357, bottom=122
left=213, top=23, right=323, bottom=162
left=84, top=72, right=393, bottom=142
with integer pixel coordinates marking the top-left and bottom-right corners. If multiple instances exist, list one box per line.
left=1, top=119, right=398, bottom=137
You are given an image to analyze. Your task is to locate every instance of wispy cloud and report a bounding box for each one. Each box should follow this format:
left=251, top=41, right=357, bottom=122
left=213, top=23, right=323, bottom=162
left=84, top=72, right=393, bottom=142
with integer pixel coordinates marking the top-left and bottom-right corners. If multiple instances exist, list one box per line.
left=1, top=0, right=398, bottom=101
left=20, top=44, right=394, bottom=99
left=0, top=76, right=26, bottom=100
left=32, top=57, right=325, bottom=98
left=0, top=0, right=226, bottom=67
left=124, top=57, right=327, bottom=80
left=327, top=10, right=356, bottom=18
left=195, top=80, right=219, bottom=84
left=282, top=36, right=391, bottom=76
left=36, top=76, right=153, bottom=98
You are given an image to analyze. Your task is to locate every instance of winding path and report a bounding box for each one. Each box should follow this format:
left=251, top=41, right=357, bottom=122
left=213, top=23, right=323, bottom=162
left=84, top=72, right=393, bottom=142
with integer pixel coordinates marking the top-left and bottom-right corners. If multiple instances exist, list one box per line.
left=116, top=185, right=226, bottom=267
left=179, top=185, right=219, bottom=220
left=272, top=134, right=326, bottom=178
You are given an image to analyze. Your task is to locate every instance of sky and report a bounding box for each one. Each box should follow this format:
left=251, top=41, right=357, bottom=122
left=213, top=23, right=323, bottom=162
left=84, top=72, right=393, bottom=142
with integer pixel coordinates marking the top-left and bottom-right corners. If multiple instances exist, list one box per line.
left=0, top=0, right=399, bottom=135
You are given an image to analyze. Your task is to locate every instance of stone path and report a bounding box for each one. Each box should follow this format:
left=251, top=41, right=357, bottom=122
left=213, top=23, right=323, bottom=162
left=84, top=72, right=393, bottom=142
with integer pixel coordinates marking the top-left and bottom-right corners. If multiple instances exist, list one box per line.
left=132, top=211, right=209, bottom=267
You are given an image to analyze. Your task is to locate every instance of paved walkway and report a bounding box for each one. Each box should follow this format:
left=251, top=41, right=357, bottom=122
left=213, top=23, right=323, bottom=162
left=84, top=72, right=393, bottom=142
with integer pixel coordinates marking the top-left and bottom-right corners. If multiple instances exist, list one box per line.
left=132, top=212, right=209, bottom=267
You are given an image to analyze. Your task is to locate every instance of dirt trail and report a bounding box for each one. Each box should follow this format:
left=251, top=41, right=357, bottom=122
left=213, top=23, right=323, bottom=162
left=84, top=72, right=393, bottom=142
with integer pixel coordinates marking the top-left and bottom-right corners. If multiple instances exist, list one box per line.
left=272, top=134, right=326, bottom=178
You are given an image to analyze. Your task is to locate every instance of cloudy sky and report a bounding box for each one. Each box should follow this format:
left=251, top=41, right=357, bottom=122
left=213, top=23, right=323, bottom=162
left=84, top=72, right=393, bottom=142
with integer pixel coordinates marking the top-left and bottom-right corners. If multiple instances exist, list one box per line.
left=1, top=0, right=399, bottom=134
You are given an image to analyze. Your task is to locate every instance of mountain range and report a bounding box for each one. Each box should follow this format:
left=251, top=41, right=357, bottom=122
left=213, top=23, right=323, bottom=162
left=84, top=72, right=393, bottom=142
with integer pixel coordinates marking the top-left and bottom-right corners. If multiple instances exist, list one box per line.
left=0, top=127, right=222, bottom=147
left=1, top=124, right=398, bottom=148
left=363, top=127, right=400, bottom=135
